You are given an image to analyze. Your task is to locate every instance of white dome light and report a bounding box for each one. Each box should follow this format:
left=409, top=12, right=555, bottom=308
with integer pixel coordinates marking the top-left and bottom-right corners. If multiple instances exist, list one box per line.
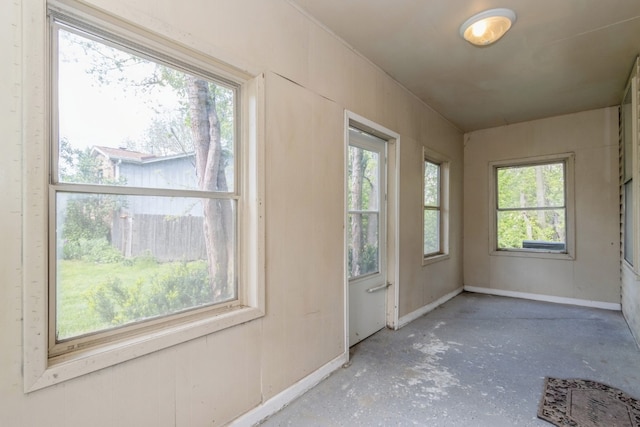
left=460, top=8, right=516, bottom=46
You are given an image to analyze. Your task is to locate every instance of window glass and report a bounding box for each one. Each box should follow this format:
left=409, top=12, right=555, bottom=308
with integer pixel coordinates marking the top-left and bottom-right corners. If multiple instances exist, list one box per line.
left=496, top=162, right=566, bottom=251
left=622, top=85, right=634, bottom=265
left=347, top=144, right=380, bottom=278
left=424, top=159, right=441, bottom=256
left=625, top=181, right=634, bottom=265
left=53, top=24, right=238, bottom=343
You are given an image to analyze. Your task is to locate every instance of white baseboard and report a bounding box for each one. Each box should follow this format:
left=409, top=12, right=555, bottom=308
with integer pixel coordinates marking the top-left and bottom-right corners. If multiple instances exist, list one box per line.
left=397, top=286, right=464, bottom=329
left=230, top=351, right=349, bottom=426
left=464, top=286, right=621, bottom=311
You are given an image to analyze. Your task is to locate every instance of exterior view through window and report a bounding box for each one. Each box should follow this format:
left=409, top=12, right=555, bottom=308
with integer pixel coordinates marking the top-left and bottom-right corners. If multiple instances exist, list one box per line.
left=53, top=23, right=238, bottom=343
left=347, top=141, right=380, bottom=279
left=423, top=159, right=441, bottom=256
left=496, top=162, right=566, bottom=251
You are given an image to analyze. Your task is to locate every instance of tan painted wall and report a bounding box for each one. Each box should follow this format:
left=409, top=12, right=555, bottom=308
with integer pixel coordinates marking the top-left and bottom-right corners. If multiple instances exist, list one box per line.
left=464, top=108, right=620, bottom=303
left=0, top=0, right=463, bottom=425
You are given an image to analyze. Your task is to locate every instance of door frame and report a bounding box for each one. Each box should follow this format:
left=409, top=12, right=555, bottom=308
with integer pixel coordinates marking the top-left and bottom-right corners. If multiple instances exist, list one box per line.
left=344, top=110, right=400, bottom=352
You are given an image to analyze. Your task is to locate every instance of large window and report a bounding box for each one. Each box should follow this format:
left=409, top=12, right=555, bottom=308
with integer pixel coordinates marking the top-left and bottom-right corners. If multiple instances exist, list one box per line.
left=24, top=4, right=264, bottom=391
left=423, top=148, right=449, bottom=262
left=492, top=154, right=574, bottom=257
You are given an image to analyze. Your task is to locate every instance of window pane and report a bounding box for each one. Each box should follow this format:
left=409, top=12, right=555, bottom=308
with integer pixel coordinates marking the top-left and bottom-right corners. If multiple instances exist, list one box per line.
left=347, top=213, right=379, bottom=279
left=348, top=146, right=379, bottom=211
left=623, top=87, right=633, bottom=182
left=57, top=28, right=235, bottom=192
left=497, top=163, right=565, bottom=209
left=625, top=181, right=633, bottom=265
left=424, top=208, right=440, bottom=255
left=497, top=209, right=566, bottom=250
left=55, top=192, right=236, bottom=340
left=424, top=161, right=440, bottom=206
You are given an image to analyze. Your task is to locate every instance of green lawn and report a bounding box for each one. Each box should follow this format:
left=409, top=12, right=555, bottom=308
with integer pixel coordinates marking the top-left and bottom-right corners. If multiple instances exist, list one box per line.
left=56, top=258, right=182, bottom=340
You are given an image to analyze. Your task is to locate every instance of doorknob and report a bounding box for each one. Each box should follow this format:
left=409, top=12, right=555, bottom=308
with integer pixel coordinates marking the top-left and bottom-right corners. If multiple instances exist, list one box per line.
left=366, top=282, right=392, bottom=293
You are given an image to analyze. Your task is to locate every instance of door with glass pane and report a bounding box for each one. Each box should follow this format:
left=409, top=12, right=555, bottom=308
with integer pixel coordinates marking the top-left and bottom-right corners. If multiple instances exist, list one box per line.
left=347, top=128, right=387, bottom=347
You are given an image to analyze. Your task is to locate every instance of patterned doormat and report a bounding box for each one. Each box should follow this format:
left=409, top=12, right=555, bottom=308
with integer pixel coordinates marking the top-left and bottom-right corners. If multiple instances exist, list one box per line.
left=538, top=377, right=640, bottom=426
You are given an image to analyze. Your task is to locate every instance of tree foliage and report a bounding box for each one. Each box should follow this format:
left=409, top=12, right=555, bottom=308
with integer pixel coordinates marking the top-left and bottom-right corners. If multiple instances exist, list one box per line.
left=348, top=144, right=379, bottom=277
left=59, top=27, right=235, bottom=297
left=496, top=162, right=565, bottom=249
left=423, top=160, right=440, bottom=255
left=59, top=139, right=126, bottom=260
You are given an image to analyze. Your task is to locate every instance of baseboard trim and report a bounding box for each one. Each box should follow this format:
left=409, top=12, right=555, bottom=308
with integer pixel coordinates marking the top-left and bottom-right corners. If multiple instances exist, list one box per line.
left=230, top=351, right=349, bottom=426
left=397, top=286, right=464, bottom=329
left=464, top=286, right=621, bottom=311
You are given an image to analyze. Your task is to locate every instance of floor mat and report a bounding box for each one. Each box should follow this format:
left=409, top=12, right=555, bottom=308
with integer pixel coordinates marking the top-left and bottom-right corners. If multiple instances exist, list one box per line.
left=538, top=377, right=640, bottom=426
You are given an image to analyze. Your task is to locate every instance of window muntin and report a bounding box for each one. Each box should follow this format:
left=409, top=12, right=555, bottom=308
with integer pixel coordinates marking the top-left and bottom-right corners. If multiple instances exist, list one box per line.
left=495, top=161, right=567, bottom=252
left=51, top=20, right=239, bottom=350
left=423, top=159, right=441, bottom=257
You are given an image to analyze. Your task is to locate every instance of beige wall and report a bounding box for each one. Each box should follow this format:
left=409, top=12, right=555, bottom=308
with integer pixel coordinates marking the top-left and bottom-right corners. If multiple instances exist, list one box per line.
left=464, top=107, right=620, bottom=304
left=0, top=0, right=463, bottom=425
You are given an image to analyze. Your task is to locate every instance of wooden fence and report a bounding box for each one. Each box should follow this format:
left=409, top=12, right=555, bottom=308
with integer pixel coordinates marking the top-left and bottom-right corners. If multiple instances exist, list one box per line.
left=111, top=213, right=207, bottom=261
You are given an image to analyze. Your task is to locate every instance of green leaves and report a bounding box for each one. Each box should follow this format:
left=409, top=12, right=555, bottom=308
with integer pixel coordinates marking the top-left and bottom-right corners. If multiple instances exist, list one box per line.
left=496, top=162, right=566, bottom=249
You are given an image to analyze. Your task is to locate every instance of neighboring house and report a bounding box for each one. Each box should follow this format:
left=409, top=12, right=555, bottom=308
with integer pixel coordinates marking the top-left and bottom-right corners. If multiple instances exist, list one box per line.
left=91, top=146, right=206, bottom=260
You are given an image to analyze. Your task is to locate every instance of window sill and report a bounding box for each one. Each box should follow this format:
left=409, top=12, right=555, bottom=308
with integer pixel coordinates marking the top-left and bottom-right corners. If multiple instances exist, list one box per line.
left=490, top=249, right=574, bottom=261
left=27, top=305, right=264, bottom=392
left=422, top=253, right=450, bottom=266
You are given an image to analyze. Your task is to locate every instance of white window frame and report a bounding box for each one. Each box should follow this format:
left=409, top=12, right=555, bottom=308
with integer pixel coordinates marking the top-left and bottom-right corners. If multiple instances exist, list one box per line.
left=489, top=153, right=575, bottom=260
left=422, top=147, right=449, bottom=265
left=621, top=62, right=639, bottom=273
left=23, top=1, right=265, bottom=392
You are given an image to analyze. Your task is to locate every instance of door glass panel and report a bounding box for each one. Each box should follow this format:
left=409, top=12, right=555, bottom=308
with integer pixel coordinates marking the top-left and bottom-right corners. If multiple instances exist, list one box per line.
left=347, top=146, right=379, bottom=211
left=348, top=213, right=379, bottom=278
left=348, top=144, right=380, bottom=279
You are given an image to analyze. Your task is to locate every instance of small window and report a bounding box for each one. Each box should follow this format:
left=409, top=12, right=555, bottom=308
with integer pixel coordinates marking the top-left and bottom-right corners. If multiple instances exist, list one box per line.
left=423, top=160, right=441, bottom=256
left=493, top=155, right=574, bottom=256
left=423, top=149, right=449, bottom=262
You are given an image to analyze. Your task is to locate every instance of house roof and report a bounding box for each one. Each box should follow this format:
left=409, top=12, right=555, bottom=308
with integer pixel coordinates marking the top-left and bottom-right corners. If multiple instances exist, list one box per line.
left=92, top=146, right=194, bottom=164
left=92, top=146, right=156, bottom=163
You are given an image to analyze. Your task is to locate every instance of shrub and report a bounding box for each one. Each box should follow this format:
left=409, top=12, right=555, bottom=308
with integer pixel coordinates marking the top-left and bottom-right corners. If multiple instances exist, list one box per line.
left=85, top=260, right=211, bottom=326
left=63, top=237, right=123, bottom=263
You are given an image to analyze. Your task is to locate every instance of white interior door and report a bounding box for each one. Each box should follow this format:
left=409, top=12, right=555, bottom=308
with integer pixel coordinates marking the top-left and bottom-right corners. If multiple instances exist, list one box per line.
left=347, top=127, right=387, bottom=347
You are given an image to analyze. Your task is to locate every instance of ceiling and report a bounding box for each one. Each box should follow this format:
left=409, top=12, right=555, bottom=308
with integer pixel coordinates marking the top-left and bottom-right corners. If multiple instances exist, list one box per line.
left=290, top=0, right=640, bottom=132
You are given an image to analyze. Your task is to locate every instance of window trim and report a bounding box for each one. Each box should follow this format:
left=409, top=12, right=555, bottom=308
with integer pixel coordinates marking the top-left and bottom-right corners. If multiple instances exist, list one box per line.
left=24, top=1, right=265, bottom=392
left=422, top=147, right=450, bottom=265
left=489, top=153, right=575, bottom=260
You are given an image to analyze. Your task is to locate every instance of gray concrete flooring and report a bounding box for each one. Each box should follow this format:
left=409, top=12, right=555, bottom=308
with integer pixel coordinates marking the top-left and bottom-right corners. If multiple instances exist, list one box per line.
left=261, top=292, right=640, bottom=426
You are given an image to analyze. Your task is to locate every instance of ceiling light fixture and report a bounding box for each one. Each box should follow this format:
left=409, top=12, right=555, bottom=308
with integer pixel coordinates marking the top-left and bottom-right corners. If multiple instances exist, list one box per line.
left=460, top=8, right=516, bottom=46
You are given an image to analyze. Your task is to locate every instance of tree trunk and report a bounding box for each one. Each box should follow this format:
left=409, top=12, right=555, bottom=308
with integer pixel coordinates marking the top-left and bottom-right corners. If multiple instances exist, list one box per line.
left=186, top=77, right=232, bottom=299
left=535, top=166, right=547, bottom=228
left=521, top=190, right=533, bottom=241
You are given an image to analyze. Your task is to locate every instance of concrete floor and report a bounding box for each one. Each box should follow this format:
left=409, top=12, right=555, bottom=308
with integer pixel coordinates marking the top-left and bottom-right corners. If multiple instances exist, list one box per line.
left=261, top=292, right=640, bottom=426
